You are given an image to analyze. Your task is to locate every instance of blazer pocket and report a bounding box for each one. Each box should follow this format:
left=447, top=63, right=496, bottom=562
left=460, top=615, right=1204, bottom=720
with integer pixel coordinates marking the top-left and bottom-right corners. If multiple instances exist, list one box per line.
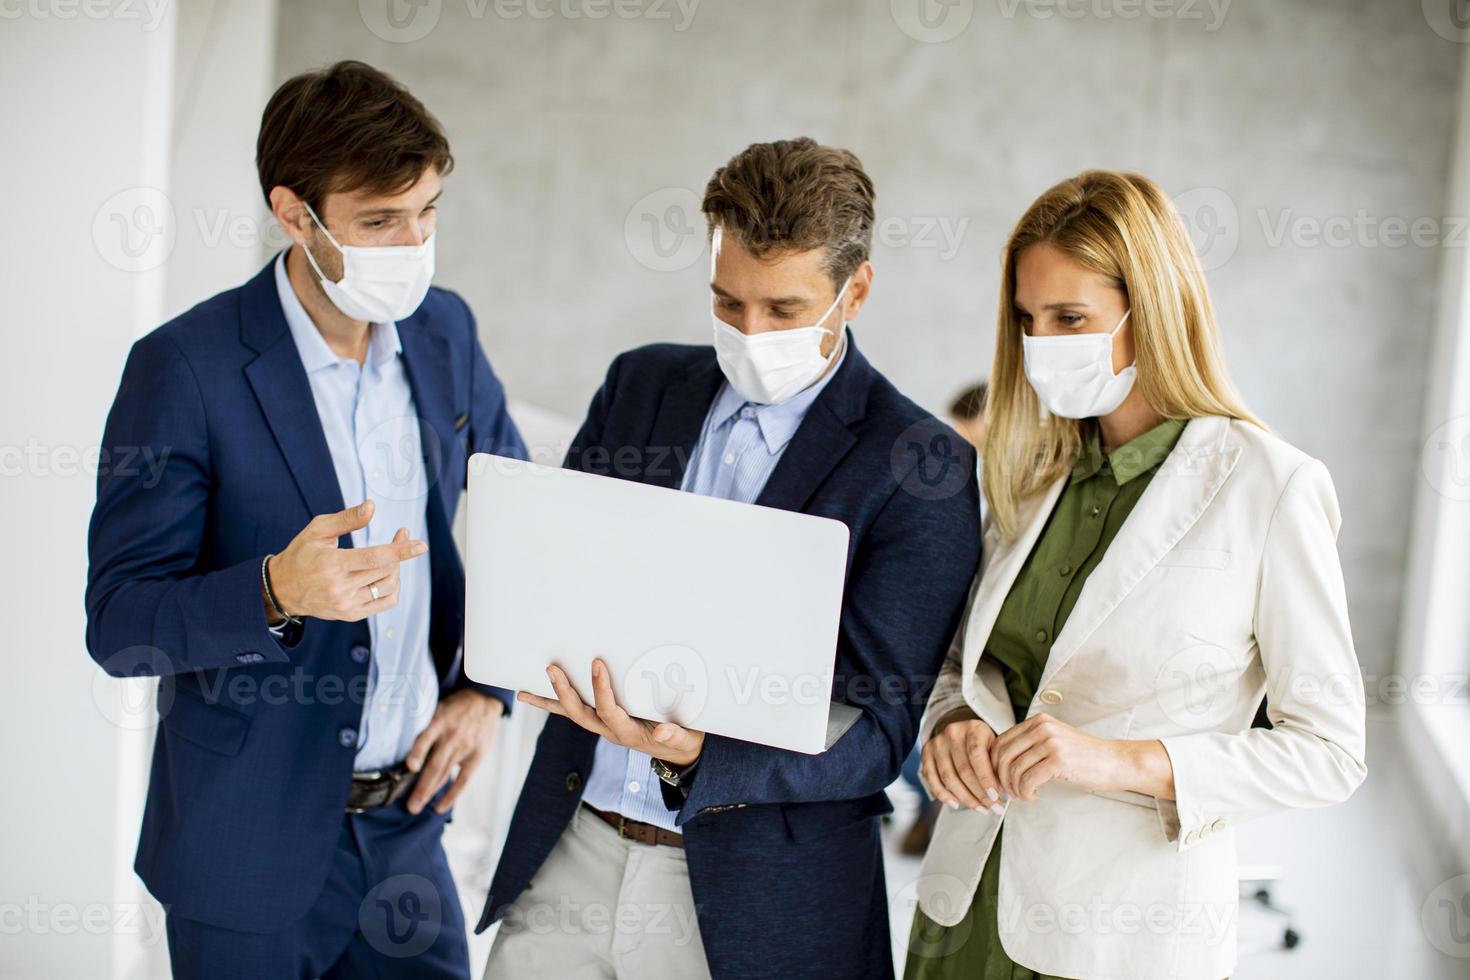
left=162, top=684, right=252, bottom=756
left=1157, top=547, right=1232, bottom=570
left=781, top=793, right=892, bottom=843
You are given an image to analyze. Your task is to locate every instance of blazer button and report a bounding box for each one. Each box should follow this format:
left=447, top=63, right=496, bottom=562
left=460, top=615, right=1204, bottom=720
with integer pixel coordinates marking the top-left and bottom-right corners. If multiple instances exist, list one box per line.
left=338, top=727, right=358, bottom=748
left=349, top=644, right=370, bottom=664
left=1185, top=829, right=1200, bottom=845
left=1211, top=818, right=1226, bottom=832
left=565, top=772, right=583, bottom=792
left=1039, top=689, right=1063, bottom=705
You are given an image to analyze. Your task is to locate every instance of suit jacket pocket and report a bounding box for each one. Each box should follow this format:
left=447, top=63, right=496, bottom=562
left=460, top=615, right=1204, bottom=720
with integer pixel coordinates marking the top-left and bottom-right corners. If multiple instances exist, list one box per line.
left=781, top=792, right=892, bottom=843
left=163, top=683, right=252, bottom=756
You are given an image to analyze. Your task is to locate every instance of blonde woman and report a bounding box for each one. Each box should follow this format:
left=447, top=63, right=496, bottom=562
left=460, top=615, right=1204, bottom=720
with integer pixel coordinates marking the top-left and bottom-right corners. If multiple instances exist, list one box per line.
left=905, top=171, right=1366, bottom=980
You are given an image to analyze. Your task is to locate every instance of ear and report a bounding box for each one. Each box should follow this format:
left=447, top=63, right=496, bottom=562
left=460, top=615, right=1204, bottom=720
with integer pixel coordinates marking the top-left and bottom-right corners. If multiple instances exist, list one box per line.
left=842, top=260, right=875, bottom=322
left=268, top=186, right=312, bottom=247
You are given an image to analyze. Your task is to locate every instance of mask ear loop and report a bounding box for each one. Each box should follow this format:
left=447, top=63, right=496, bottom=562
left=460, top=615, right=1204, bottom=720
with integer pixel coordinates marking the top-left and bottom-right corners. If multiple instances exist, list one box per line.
left=816, top=276, right=855, bottom=358
left=297, top=200, right=346, bottom=286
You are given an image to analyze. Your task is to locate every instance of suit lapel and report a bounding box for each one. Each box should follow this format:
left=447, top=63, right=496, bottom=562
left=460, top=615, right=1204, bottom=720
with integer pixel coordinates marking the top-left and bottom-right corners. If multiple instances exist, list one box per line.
left=240, top=258, right=347, bottom=527
left=644, top=359, right=724, bottom=490
left=396, top=314, right=457, bottom=513
left=754, top=401, right=858, bottom=512
left=1036, top=416, right=1240, bottom=692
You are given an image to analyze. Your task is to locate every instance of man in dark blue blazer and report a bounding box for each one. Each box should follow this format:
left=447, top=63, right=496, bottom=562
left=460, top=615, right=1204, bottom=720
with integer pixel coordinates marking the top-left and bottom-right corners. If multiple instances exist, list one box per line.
left=85, top=62, right=523, bottom=978
left=478, top=139, right=983, bottom=980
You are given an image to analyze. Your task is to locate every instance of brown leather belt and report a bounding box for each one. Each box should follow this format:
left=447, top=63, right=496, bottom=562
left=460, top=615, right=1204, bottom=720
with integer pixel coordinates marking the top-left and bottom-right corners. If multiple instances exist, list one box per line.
left=582, top=802, right=684, bottom=848
left=346, top=765, right=417, bottom=813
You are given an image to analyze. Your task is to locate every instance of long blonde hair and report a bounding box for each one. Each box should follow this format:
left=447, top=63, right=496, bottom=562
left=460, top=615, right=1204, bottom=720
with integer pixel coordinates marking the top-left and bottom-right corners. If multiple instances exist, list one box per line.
left=982, top=170, right=1262, bottom=539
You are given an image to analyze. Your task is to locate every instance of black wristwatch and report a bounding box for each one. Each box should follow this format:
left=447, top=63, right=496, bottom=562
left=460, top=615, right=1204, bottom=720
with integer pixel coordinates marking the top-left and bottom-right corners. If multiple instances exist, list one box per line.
left=650, top=755, right=699, bottom=789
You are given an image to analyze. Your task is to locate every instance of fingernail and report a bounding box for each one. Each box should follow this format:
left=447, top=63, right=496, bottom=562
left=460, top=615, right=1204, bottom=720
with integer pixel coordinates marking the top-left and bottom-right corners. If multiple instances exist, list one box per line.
left=946, top=799, right=959, bottom=810
left=986, top=788, right=999, bottom=802
left=592, top=661, right=602, bottom=678
left=412, top=543, right=427, bottom=556
left=989, top=804, right=1005, bottom=817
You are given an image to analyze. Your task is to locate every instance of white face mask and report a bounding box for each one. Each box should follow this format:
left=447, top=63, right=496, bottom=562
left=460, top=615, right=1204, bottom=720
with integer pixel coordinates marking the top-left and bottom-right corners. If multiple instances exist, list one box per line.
left=1021, top=309, right=1136, bottom=419
left=299, top=202, right=435, bottom=324
left=712, top=277, right=851, bottom=405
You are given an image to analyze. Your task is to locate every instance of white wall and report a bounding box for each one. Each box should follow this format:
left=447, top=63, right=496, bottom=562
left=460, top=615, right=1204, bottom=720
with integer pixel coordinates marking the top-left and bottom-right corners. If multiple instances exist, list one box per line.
left=273, top=0, right=1462, bottom=680
left=0, top=1, right=278, bottom=976
left=0, top=7, right=177, bottom=977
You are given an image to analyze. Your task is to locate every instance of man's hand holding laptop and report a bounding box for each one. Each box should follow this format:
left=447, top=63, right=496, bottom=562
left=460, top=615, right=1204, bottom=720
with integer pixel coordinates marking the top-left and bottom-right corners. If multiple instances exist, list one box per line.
left=518, top=658, right=705, bottom=768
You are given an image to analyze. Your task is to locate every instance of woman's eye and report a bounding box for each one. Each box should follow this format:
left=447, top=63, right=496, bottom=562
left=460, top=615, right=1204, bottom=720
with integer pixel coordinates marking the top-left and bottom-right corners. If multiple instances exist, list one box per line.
left=1058, top=313, right=1083, bottom=327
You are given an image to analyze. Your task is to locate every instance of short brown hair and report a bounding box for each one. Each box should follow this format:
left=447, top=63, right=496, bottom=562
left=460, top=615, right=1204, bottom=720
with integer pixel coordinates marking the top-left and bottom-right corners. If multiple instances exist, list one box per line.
left=256, top=60, right=453, bottom=215
left=701, top=137, right=876, bottom=287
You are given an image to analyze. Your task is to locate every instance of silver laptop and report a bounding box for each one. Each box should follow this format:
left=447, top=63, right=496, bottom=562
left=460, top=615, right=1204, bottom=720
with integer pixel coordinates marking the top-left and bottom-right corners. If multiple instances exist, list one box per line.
left=463, top=453, right=861, bottom=754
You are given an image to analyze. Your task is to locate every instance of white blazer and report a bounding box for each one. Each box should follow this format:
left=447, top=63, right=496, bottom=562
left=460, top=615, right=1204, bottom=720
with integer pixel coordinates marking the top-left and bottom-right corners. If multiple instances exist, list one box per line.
left=916, top=416, right=1367, bottom=980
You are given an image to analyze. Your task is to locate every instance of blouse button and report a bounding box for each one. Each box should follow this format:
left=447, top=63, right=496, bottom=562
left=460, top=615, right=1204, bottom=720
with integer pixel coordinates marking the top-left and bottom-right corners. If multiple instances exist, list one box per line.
left=1034, top=629, right=1048, bottom=643
left=1059, top=563, right=1072, bottom=576
left=1090, top=505, right=1101, bottom=518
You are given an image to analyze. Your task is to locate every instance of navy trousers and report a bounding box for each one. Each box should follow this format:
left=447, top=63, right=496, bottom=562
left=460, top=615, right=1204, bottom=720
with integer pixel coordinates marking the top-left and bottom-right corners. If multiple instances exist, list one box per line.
left=164, top=792, right=468, bottom=979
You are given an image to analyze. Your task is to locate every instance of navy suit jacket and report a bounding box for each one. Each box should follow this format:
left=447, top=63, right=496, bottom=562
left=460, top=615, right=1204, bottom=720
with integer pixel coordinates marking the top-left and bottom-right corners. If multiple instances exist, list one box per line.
left=85, top=258, right=525, bottom=932
left=477, top=335, right=983, bottom=979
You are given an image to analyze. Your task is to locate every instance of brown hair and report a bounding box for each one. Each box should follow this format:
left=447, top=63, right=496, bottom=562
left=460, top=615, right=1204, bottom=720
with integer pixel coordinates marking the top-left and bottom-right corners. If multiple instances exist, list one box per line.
left=256, top=60, right=454, bottom=215
left=948, top=382, right=988, bottom=421
left=701, top=137, right=876, bottom=287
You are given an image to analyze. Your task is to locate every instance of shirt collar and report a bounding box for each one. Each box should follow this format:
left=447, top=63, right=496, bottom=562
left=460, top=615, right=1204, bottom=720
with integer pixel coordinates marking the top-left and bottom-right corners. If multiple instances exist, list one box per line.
left=1071, top=416, right=1187, bottom=486
left=708, top=331, right=850, bottom=454
left=273, top=250, right=402, bottom=374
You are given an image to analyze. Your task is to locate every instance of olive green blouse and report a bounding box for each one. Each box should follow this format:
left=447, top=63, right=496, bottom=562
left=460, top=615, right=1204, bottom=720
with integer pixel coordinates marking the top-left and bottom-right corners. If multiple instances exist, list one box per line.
left=905, top=417, right=1187, bottom=980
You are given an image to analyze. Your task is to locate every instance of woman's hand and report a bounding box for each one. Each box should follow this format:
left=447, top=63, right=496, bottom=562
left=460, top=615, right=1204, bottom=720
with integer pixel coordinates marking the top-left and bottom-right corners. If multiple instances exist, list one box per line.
left=990, top=713, right=1175, bottom=802
left=920, top=707, right=1007, bottom=815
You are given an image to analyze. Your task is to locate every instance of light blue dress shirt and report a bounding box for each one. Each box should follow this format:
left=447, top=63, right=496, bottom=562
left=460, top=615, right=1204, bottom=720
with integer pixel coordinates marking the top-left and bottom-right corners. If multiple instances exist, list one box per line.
left=274, top=253, right=440, bottom=772
left=580, top=336, right=850, bottom=830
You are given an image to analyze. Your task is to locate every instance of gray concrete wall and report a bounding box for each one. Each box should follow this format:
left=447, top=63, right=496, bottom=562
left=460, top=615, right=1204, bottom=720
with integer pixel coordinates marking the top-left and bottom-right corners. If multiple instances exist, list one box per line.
left=273, top=0, right=1462, bottom=678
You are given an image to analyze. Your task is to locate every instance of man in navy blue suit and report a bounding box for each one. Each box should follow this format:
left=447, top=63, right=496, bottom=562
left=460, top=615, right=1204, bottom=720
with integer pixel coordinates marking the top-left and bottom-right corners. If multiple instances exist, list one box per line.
left=478, top=138, right=984, bottom=979
left=85, top=61, right=524, bottom=978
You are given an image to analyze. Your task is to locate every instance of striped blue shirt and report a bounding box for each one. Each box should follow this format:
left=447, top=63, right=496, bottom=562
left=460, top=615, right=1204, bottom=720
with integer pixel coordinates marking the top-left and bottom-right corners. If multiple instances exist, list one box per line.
left=580, top=337, right=849, bottom=830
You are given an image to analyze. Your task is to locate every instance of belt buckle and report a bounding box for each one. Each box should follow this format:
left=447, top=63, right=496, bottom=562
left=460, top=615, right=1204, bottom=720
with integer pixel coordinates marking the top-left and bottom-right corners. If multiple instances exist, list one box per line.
left=347, top=769, right=388, bottom=814
left=616, top=814, right=633, bottom=841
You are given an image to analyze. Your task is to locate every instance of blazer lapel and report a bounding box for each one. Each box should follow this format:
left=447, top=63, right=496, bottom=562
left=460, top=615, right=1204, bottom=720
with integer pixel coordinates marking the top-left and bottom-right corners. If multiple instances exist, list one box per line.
left=1036, top=416, right=1240, bottom=692
left=396, top=313, right=458, bottom=513
left=644, top=359, right=724, bottom=490
left=240, top=258, right=347, bottom=527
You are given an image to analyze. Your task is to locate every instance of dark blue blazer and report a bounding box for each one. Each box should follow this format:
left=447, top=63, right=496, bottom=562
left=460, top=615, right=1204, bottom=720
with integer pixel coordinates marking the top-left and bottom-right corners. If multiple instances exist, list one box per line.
left=477, top=335, right=983, bottom=980
left=85, top=257, right=525, bottom=933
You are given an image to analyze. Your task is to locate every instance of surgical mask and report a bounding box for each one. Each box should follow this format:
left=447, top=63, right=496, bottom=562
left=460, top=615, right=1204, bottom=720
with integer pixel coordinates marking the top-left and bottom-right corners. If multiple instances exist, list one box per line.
left=712, top=277, right=850, bottom=405
left=299, top=201, right=435, bottom=323
left=1021, top=309, right=1136, bottom=419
